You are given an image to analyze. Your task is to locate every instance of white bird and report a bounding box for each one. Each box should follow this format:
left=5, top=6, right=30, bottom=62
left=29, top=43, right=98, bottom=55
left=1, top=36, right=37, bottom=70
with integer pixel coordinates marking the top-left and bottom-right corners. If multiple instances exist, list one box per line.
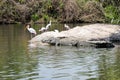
left=39, top=20, right=51, bottom=32
left=64, top=24, right=70, bottom=30
left=54, top=29, right=59, bottom=33
left=46, top=20, right=51, bottom=30
left=39, top=27, right=46, bottom=32
left=26, top=24, right=37, bottom=38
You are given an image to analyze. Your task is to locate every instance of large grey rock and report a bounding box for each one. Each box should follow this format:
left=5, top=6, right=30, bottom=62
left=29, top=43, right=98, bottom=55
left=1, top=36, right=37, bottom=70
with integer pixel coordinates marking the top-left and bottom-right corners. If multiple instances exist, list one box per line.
left=30, top=24, right=120, bottom=48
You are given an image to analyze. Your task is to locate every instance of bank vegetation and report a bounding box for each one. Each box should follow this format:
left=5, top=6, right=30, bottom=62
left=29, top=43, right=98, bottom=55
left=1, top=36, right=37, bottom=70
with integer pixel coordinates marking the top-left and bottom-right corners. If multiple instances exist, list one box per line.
left=0, top=0, right=119, bottom=24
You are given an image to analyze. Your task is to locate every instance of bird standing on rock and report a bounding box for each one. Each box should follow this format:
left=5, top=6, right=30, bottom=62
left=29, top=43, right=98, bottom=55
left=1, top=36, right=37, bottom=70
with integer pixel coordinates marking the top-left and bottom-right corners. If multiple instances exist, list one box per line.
left=39, top=27, right=46, bottom=32
left=39, top=20, right=51, bottom=32
left=46, top=20, right=51, bottom=30
left=64, top=24, right=70, bottom=30
left=54, top=29, right=59, bottom=33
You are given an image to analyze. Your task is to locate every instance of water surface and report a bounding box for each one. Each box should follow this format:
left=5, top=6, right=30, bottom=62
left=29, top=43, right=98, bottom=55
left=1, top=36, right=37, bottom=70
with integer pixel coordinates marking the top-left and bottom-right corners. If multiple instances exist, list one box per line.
left=0, top=24, right=120, bottom=80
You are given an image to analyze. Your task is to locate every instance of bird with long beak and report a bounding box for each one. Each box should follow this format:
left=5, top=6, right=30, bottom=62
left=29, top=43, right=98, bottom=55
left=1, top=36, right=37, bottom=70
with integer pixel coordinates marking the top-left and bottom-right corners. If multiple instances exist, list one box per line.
left=39, top=20, right=51, bottom=33
left=45, top=20, right=51, bottom=30
left=26, top=24, right=37, bottom=38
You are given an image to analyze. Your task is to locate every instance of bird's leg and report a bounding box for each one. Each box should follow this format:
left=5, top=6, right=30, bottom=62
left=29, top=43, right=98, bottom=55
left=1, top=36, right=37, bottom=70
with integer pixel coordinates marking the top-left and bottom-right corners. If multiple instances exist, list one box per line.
left=31, top=34, right=32, bottom=39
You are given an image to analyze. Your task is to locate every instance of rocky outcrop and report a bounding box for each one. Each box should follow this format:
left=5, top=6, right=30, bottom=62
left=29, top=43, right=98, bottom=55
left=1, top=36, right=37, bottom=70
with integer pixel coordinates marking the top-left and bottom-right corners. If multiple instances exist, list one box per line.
left=30, top=24, right=120, bottom=48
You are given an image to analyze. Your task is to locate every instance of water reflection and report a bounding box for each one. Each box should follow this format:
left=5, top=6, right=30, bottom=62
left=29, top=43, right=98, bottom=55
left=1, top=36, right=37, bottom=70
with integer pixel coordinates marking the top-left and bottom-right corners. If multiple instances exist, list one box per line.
left=0, top=24, right=120, bottom=80
left=27, top=45, right=120, bottom=80
left=97, top=46, right=120, bottom=80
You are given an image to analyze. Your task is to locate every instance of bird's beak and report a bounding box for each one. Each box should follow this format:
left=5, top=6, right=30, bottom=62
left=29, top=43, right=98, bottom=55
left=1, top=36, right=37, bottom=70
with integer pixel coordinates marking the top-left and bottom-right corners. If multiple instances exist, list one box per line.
left=24, top=25, right=27, bottom=31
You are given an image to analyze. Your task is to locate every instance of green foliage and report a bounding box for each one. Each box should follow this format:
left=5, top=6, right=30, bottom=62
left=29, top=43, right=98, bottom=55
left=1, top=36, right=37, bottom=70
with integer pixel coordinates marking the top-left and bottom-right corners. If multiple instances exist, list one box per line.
left=96, top=0, right=120, bottom=24
left=43, top=14, right=49, bottom=22
left=104, top=5, right=120, bottom=24
left=105, top=5, right=116, bottom=19
left=77, top=0, right=88, bottom=6
left=1, top=0, right=119, bottom=24
left=18, top=0, right=25, bottom=4
left=42, top=0, right=52, bottom=12
left=41, top=0, right=64, bottom=21
left=59, top=0, right=64, bottom=8
left=41, top=0, right=52, bottom=20
left=31, top=14, right=39, bottom=22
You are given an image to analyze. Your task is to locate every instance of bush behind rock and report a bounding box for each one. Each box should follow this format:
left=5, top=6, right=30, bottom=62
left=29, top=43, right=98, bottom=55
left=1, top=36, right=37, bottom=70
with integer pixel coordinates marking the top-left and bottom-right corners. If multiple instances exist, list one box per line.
left=0, top=0, right=105, bottom=24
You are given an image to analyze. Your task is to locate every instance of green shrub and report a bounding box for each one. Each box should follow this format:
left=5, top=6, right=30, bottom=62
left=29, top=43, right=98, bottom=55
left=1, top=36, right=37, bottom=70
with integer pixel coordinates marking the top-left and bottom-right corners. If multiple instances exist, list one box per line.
left=18, top=0, right=25, bottom=4
left=43, top=14, right=49, bottom=22
left=31, top=13, right=39, bottom=22
left=104, top=5, right=120, bottom=24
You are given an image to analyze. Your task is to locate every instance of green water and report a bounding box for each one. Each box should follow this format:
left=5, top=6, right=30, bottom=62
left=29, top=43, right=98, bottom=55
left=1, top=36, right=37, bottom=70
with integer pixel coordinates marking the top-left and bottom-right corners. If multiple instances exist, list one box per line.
left=0, top=24, right=120, bottom=80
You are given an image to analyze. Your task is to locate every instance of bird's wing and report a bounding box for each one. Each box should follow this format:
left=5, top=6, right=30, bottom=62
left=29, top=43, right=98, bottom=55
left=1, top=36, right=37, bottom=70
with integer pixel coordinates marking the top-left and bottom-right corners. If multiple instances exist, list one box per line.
left=29, top=28, right=37, bottom=34
left=39, top=27, right=46, bottom=31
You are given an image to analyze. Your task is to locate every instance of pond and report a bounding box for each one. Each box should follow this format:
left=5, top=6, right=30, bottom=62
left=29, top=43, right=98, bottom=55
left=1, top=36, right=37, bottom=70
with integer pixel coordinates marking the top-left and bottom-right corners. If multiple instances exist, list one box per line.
left=0, top=24, right=120, bottom=80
